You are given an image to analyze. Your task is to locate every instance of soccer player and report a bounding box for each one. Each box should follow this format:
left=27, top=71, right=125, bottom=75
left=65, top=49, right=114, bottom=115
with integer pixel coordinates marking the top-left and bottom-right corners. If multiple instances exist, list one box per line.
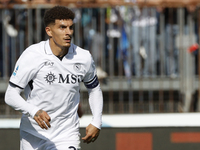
left=5, top=6, right=103, bottom=150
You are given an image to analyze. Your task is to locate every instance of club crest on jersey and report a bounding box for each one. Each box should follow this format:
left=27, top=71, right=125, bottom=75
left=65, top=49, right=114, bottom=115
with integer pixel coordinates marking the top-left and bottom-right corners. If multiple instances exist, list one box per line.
left=44, top=72, right=57, bottom=84
left=13, top=65, right=19, bottom=76
left=73, top=63, right=81, bottom=72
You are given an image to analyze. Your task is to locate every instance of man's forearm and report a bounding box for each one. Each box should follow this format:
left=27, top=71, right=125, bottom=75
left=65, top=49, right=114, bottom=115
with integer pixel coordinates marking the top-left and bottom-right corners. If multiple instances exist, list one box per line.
left=88, top=84, right=103, bottom=129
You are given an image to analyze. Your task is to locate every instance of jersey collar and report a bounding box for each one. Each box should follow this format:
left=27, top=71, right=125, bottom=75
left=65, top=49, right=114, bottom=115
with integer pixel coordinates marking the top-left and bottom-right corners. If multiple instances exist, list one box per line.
left=45, top=39, right=74, bottom=55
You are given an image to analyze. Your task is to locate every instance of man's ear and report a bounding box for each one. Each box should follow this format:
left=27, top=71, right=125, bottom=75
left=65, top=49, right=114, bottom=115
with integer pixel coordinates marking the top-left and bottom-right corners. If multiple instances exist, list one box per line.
left=45, top=27, right=52, bottom=37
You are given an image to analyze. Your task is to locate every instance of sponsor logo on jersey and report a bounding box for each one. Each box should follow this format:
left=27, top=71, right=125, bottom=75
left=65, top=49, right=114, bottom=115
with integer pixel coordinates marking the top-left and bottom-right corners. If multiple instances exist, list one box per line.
left=13, top=65, right=19, bottom=76
left=58, top=74, right=82, bottom=84
left=44, top=72, right=83, bottom=85
left=44, top=61, right=54, bottom=66
left=73, top=63, right=81, bottom=72
left=44, top=72, right=57, bottom=84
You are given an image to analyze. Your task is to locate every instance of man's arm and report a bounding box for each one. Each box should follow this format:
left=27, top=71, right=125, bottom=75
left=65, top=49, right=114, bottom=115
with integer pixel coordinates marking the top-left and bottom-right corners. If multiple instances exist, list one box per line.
left=82, top=84, right=103, bottom=143
left=5, top=83, right=51, bottom=129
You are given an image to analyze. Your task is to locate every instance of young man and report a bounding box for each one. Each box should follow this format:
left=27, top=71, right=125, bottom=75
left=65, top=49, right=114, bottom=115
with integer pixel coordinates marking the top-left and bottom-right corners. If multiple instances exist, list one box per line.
left=5, top=6, right=103, bottom=150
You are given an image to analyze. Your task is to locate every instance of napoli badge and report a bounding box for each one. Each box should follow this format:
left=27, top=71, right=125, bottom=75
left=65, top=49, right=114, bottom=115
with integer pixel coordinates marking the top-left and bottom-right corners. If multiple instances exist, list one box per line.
left=73, top=63, right=81, bottom=72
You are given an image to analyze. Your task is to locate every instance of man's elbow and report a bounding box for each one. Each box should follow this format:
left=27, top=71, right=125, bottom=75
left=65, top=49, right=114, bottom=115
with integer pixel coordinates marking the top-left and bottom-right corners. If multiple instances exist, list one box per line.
left=4, top=87, right=11, bottom=106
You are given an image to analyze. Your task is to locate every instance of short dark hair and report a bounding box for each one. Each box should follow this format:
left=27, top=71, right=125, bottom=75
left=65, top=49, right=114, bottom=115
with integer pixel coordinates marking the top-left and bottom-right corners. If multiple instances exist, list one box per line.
left=43, top=6, right=75, bottom=27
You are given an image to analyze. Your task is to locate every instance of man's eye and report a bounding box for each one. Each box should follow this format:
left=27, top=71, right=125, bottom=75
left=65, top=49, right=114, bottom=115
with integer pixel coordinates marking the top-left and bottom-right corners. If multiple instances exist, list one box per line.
left=70, top=25, right=74, bottom=30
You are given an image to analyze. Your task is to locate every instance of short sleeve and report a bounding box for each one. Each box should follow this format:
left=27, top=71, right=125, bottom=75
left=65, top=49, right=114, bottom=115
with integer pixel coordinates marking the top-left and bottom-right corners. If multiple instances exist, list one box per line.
left=10, top=50, right=39, bottom=89
left=83, top=55, right=99, bottom=89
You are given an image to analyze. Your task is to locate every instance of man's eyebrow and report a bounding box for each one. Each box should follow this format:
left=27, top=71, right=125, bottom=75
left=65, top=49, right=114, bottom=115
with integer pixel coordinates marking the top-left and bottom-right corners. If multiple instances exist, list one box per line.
left=59, top=24, right=67, bottom=27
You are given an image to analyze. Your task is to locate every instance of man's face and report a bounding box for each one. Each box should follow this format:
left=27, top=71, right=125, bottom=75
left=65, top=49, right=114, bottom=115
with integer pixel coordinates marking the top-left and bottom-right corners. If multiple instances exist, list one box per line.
left=46, top=19, right=74, bottom=48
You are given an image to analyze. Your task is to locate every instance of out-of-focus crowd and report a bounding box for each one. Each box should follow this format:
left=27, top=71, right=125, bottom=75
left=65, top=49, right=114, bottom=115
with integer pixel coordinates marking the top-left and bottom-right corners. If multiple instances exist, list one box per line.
left=0, top=0, right=200, bottom=8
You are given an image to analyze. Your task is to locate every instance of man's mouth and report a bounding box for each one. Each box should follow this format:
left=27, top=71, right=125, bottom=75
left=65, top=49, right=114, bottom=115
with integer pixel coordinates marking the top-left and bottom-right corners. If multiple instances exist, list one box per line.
left=64, top=38, right=71, bottom=43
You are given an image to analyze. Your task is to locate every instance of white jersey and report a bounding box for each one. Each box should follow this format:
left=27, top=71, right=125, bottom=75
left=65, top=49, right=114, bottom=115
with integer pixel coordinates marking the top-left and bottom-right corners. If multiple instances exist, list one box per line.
left=10, top=39, right=99, bottom=140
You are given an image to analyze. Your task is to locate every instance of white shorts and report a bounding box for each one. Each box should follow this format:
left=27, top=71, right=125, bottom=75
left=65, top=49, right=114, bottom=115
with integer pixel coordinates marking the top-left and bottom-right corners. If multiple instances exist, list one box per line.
left=20, top=130, right=81, bottom=150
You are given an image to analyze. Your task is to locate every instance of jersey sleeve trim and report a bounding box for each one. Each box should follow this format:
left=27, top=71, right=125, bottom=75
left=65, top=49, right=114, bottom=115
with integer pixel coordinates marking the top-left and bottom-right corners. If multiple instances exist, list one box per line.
left=84, top=75, right=99, bottom=89
left=9, top=81, right=24, bottom=89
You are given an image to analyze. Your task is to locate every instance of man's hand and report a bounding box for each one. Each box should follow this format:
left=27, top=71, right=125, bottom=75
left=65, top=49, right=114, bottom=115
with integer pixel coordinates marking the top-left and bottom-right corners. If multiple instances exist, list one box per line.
left=34, top=109, right=51, bottom=130
left=82, top=124, right=100, bottom=144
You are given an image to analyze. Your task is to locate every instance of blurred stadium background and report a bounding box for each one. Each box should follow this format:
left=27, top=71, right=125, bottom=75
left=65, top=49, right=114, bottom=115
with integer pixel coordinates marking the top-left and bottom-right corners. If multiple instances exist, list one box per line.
left=1, top=0, right=200, bottom=150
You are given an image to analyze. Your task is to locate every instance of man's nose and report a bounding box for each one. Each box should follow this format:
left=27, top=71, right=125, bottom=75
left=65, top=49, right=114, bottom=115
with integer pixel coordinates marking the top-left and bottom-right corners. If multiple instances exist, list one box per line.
left=65, top=28, right=72, bottom=35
